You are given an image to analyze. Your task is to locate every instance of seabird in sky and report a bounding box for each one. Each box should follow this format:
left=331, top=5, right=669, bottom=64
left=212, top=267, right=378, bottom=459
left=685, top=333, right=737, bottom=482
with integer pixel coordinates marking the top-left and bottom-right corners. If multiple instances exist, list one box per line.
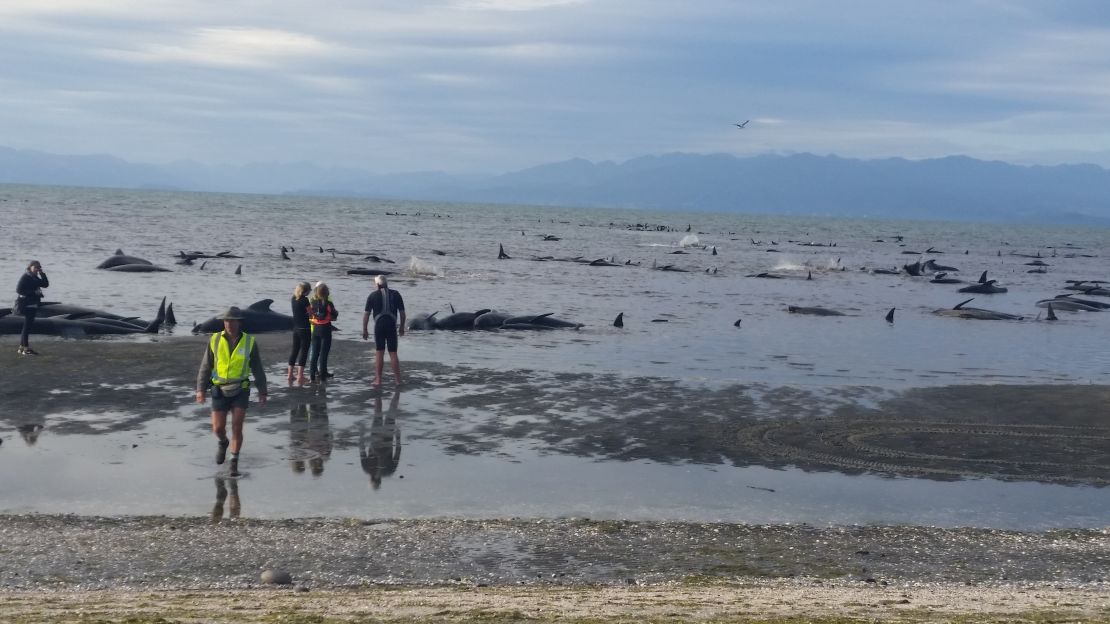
left=734, top=120, right=749, bottom=129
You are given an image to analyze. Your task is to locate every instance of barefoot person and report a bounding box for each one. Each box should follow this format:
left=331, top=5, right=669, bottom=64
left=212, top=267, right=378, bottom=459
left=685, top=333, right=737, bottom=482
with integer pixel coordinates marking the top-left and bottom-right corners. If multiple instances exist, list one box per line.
left=287, top=281, right=311, bottom=385
left=14, top=260, right=49, bottom=355
left=308, top=282, right=338, bottom=383
left=362, top=275, right=406, bottom=386
left=196, top=306, right=268, bottom=476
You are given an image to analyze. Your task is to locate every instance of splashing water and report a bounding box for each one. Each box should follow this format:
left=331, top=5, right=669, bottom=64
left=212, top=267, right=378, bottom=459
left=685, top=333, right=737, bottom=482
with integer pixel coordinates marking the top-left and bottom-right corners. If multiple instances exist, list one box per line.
left=679, top=234, right=701, bottom=247
left=407, top=256, right=442, bottom=278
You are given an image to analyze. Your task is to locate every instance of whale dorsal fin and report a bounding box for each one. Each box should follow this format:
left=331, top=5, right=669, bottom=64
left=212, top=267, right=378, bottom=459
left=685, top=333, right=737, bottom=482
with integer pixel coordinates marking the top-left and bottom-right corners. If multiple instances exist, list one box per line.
left=248, top=299, right=274, bottom=311
left=954, top=298, right=975, bottom=310
left=978, top=270, right=988, bottom=283
left=115, top=249, right=125, bottom=255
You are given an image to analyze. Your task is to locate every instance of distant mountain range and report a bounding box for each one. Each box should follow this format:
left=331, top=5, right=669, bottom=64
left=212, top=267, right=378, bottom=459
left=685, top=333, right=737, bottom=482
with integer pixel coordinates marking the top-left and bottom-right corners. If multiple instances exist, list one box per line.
left=3, top=145, right=1109, bottom=224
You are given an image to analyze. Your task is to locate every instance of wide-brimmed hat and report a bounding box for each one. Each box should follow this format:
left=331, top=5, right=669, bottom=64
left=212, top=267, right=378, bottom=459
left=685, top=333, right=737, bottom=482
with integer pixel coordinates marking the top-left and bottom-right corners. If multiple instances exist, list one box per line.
left=217, top=306, right=245, bottom=320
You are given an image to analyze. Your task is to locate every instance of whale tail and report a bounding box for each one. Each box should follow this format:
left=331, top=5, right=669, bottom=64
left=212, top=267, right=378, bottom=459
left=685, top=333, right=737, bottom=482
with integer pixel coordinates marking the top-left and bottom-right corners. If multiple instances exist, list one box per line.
left=498, top=243, right=511, bottom=260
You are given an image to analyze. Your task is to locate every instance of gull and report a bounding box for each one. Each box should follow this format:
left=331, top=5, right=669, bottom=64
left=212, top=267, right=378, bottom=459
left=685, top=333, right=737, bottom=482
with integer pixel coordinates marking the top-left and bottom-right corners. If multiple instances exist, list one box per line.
left=734, top=120, right=749, bottom=129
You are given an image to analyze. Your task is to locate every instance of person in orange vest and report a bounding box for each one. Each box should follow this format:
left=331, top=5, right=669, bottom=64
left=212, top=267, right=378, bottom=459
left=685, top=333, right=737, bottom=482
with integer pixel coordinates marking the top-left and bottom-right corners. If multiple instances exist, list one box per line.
left=196, top=306, right=268, bottom=476
left=308, top=282, right=338, bottom=383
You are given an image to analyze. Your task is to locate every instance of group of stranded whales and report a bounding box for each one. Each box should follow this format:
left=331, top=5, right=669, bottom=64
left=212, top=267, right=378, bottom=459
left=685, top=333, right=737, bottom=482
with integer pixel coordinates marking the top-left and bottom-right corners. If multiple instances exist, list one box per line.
left=407, top=307, right=584, bottom=331
left=0, top=298, right=169, bottom=337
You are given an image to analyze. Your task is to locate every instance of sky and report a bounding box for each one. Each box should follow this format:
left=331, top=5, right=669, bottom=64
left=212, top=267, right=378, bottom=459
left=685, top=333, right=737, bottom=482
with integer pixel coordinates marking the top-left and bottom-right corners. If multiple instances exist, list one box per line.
left=2, top=0, right=1110, bottom=174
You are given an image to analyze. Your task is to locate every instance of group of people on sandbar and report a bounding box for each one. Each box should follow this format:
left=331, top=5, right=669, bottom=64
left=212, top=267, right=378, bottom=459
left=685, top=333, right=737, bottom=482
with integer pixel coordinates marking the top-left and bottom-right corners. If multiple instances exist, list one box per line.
left=195, top=274, right=406, bottom=476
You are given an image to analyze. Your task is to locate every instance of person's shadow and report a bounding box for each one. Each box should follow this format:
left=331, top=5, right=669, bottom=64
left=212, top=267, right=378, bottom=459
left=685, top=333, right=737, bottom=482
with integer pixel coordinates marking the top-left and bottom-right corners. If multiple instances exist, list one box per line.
left=289, top=398, right=332, bottom=477
left=360, top=390, right=402, bottom=490
left=211, top=476, right=241, bottom=523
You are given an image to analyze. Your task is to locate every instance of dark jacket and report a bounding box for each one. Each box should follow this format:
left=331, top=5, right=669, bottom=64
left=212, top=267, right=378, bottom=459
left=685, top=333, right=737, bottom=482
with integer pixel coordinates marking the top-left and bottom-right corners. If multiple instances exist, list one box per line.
left=15, top=270, right=49, bottom=307
left=291, top=295, right=311, bottom=329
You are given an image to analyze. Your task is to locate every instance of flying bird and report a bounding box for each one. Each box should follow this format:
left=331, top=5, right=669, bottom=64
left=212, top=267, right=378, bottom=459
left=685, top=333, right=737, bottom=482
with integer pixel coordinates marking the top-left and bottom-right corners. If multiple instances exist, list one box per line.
left=734, top=120, right=750, bottom=129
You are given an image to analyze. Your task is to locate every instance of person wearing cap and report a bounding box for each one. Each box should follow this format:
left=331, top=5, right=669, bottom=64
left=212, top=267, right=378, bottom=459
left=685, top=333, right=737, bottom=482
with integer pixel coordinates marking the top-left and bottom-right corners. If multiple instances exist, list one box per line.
left=195, top=306, right=268, bottom=476
left=307, top=282, right=338, bottom=383
left=287, top=281, right=312, bottom=386
left=361, top=274, right=406, bottom=386
left=14, top=260, right=49, bottom=355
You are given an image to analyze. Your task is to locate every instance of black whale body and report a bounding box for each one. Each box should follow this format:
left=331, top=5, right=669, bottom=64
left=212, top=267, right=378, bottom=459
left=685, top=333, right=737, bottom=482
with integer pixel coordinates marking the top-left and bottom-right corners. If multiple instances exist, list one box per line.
left=192, top=299, right=294, bottom=334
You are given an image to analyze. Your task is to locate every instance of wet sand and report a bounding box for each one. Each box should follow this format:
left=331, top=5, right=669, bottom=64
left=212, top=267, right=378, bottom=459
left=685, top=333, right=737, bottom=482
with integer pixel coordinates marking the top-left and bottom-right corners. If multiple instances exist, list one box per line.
left=2, top=338, right=1109, bottom=620
left=2, top=335, right=1108, bottom=487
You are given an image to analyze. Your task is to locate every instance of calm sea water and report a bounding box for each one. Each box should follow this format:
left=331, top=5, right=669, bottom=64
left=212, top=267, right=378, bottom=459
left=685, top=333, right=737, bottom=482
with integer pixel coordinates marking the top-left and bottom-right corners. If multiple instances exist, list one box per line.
left=2, top=184, right=1108, bottom=528
left=3, top=184, right=1109, bottom=388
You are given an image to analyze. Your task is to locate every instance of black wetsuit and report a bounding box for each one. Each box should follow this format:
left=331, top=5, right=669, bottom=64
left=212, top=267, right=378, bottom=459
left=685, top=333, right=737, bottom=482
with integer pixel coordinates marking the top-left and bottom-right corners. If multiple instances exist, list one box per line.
left=308, top=297, right=337, bottom=379
left=288, top=295, right=311, bottom=367
left=15, top=270, right=48, bottom=348
left=364, top=288, right=405, bottom=352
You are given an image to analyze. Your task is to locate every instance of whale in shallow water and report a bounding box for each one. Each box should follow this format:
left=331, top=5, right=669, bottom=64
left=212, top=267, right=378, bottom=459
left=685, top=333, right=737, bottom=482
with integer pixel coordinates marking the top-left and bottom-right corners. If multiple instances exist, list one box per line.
left=933, top=298, right=1023, bottom=321
left=406, top=311, right=439, bottom=330
left=104, top=263, right=172, bottom=272
left=192, top=299, right=294, bottom=334
left=96, top=251, right=153, bottom=269
left=787, top=306, right=846, bottom=316
left=958, top=280, right=1008, bottom=294
left=434, top=310, right=491, bottom=330
left=0, top=298, right=166, bottom=336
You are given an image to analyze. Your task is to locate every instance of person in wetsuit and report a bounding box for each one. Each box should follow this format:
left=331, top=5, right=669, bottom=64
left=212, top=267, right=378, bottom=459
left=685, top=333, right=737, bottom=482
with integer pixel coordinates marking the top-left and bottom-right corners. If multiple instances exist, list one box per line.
left=287, top=281, right=312, bottom=385
left=14, top=260, right=49, bottom=355
left=361, top=274, right=406, bottom=386
left=308, top=282, right=338, bottom=383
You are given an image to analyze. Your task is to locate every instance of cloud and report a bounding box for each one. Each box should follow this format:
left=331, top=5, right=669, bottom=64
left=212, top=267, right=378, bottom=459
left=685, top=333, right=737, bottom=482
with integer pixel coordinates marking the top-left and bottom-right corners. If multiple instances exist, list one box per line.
left=102, top=27, right=336, bottom=69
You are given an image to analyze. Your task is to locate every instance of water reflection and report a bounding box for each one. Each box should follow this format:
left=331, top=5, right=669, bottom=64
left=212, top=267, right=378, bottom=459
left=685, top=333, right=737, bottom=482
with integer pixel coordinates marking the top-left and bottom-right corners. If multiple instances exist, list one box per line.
left=360, top=391, right=402, bottom=490
left=211, top=476, right=241, bottom=523
left=18, top=424, right=44, bottom=446
left=289, top=398, right=333, bottom=477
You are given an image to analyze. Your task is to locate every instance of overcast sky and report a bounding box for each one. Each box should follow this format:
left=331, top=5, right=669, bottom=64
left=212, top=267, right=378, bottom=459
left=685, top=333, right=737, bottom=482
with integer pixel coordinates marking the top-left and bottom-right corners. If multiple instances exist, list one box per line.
left=2, top=1, right=1109, bottom=173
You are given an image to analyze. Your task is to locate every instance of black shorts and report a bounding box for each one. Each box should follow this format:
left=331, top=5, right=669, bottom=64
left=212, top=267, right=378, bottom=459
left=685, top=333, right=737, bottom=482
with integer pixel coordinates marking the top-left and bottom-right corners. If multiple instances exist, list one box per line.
left=211, top=385, right=250, bottom=412
left=374, top=316, right=398, bottom=352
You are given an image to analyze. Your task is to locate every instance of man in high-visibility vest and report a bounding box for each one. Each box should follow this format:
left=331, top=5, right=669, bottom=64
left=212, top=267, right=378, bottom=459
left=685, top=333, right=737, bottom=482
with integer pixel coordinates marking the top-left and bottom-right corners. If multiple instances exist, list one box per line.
left=196, top=306, right=268, bottom=476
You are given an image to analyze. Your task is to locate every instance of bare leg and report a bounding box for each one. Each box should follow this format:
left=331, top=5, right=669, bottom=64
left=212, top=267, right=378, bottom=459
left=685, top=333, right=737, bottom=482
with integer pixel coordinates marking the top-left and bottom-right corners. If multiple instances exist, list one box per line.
left=372, top=350, right=384, bottom=386
left=389, top=350, right=402, bottom=386
left=230, top=407, right=247, bottom=453
left=286, top=365, right=294, bottom=383
left=211, top=410, right=228, bottom=442
left=295, top=366, right=307, bottom=386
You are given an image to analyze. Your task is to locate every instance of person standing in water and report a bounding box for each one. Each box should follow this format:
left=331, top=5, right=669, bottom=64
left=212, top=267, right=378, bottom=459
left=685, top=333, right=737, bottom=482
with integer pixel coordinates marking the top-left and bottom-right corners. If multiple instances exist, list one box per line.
left=308, top=282, right=338, bottom=383
left=196, top=306, right=268, bottom=476
left=287, top=281, right=312, bottom=385
left=14, top=260, right=49, bottom=355
left=362, top=274, right=405, bottom=386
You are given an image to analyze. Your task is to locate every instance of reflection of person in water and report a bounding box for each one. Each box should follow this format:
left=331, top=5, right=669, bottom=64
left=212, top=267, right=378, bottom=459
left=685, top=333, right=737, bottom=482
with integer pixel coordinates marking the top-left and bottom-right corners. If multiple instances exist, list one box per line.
left=360, top=391, right=402, bottom=490
left=211, top=476, right=241, bottom=523
left=289, top=400, right=332, bottom=477
left=18, top=423, right=44, bottom=445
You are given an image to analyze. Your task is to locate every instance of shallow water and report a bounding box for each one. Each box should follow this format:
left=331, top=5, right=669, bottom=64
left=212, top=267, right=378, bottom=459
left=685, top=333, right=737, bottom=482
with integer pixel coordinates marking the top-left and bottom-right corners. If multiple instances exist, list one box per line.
left=1, top=185, right=1109, bottom=528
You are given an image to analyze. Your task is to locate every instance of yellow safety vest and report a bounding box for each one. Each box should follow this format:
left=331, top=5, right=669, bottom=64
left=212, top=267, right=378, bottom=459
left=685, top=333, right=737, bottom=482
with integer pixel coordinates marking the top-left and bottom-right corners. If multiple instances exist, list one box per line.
left=210, top=331, right=255, bottom=389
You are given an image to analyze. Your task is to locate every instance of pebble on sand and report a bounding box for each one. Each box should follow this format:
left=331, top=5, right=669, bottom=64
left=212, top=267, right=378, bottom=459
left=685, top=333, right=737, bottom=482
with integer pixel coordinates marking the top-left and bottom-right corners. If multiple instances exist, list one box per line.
left=261, top=569, right=293, bottom=585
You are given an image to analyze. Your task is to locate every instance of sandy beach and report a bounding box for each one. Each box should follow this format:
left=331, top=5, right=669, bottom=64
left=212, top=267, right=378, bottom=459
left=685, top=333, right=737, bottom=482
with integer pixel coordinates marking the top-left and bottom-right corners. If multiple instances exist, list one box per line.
left=0, top=515, right=1107, bottom=622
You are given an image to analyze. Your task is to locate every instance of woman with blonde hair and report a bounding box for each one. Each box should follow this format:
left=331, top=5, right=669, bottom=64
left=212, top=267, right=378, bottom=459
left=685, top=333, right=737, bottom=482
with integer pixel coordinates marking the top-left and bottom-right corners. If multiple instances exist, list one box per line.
left=307, top=282, right=338, bottom=383
left=287, top=281, right=312, bottom=385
